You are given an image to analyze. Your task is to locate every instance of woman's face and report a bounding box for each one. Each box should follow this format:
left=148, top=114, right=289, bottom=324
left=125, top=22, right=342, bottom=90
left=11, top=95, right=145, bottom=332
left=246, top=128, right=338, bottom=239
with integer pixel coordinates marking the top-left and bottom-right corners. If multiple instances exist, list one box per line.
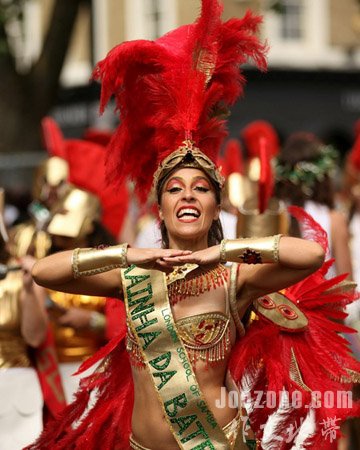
left=159, top=167, right=220, bottom=243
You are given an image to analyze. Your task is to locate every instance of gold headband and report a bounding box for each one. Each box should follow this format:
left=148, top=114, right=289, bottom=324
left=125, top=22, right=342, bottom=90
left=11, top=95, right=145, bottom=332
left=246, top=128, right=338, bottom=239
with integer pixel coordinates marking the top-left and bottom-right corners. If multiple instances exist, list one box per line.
left=153, top=140, right=224, bottom=193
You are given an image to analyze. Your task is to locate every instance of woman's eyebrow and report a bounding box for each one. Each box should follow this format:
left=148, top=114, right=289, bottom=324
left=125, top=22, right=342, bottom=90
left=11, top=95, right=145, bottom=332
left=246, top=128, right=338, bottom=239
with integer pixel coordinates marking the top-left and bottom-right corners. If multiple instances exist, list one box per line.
left=192, top=176, right=211, bottom=184
left=166, top=175, right=210, bottom=186
left=192, top=176, right=209, bottom=181
left=165, top=176, right=185, bottom=186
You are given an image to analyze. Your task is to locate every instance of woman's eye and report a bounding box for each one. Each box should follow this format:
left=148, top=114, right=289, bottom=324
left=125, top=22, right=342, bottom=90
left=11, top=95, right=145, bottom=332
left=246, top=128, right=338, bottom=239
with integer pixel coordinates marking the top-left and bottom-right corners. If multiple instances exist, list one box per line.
left=168, top=187, right=182, bottom=193
left=195, top=186, right=209, bottom=192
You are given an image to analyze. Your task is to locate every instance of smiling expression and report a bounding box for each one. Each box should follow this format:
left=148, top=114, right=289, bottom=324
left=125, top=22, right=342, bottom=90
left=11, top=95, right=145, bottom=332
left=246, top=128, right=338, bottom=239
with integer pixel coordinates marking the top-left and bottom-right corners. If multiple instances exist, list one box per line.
left=159, top=167, right=221, bottom=244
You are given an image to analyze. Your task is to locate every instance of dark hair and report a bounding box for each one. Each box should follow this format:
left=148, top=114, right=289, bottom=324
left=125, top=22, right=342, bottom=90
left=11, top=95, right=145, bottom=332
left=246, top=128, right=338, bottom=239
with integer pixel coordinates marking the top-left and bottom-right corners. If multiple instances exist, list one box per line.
left=275, top=132, right=336, bottom=237
left=275, top=132, right=335, bottom=210
left=87, top=221, right=118, bottom=247
left=50, top=221, right=117, bottom=253
left=157, top=166, right=224, bottom=248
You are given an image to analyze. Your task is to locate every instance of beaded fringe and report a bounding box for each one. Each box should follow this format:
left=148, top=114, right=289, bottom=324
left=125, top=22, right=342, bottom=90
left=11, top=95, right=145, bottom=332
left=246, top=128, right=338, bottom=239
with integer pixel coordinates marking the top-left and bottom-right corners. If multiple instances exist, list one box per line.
left=126, top=264, right=229, bottom=369
left=185, top=325, right=231, bottom=364
left=168, top=264, right=228, bottom=305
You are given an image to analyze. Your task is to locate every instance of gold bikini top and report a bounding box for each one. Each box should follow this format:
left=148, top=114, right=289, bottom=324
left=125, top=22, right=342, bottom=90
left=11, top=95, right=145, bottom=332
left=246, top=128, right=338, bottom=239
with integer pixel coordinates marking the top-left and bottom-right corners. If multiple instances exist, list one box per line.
left=126, top=265, right=244, bottom=368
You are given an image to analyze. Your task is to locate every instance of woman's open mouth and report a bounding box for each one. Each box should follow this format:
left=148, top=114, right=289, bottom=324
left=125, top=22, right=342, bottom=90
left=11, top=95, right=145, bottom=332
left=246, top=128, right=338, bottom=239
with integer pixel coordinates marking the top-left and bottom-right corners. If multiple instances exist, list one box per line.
left=176, top=206, right=201, bottom=223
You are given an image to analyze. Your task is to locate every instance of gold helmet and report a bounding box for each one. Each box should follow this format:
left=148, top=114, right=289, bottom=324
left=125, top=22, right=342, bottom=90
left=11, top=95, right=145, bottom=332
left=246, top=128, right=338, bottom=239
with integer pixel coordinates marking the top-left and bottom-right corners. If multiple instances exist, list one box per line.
left=32, top=156, right=69, bottom=206
left=236, top=128, right=286, bottom=238
left=237, top=196, right=288, bottom=238
left=47, top=186, right=101, bottom=240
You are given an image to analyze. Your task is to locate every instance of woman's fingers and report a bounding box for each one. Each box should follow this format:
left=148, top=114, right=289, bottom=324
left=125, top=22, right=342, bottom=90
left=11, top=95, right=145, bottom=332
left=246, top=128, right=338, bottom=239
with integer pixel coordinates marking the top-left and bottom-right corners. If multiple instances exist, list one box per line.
left=154, top=259, right=177, bottom=273
left=159, top=250, right=192, bottom=258
left=160, top=258, right=189, bottom=267
left=162, top=255, right=199, bottom=264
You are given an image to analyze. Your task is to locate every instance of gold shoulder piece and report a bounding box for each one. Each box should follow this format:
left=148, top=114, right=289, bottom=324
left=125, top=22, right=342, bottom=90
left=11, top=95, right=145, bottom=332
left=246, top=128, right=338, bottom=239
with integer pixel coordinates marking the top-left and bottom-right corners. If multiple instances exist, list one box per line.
left=254, top=292, right=308, bottom=331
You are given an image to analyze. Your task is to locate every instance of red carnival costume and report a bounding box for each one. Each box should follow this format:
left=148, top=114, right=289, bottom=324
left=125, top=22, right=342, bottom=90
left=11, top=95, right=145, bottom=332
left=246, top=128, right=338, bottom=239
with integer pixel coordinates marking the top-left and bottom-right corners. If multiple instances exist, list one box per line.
left=28, top=1, right=360, bottom=449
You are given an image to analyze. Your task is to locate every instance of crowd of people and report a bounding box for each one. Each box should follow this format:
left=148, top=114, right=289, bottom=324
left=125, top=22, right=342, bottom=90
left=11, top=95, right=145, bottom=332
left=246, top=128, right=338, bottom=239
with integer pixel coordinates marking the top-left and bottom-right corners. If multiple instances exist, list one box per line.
left=1, top=0, right=360, bottom=449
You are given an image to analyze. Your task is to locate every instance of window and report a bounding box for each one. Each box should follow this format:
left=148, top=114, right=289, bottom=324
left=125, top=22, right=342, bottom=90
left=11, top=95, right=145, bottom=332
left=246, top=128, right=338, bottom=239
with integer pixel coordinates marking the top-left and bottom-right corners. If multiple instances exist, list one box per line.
left=281, top=0, right=304, bottom=40
left=144, top=0, right=161, bottom=39
left=125, top=0, right=176, bottom=41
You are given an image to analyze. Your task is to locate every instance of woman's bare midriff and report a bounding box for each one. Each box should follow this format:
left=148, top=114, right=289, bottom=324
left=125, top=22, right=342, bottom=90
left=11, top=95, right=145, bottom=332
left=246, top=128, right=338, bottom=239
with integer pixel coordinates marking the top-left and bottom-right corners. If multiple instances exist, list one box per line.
left=130, top=285, right=240, bottom=450
left=131, top=357, right=237, bottom=449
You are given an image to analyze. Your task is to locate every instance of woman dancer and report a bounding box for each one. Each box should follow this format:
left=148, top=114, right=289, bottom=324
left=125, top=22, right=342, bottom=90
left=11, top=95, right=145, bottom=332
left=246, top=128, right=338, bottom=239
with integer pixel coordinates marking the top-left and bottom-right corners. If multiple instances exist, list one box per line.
left=29, top=2, right=359, bottom=449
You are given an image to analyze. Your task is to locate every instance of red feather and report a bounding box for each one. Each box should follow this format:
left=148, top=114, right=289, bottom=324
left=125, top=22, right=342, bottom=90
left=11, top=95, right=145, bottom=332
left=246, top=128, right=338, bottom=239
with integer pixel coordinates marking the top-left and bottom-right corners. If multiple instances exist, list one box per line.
left=27, top=336, right=134, bottom=450
left=241, top=119, right=279, bottom=158
left=288, top=205, right=329, bottom=256
left=222, top=138, right=244, bottom=176
left=83, top=128, right=113, bottom=147
left=26, top=209, right=360, bottom=449
left=41, top=116, right=66, bottom=159
left=93, top=0, right=267, bottom=202
left=229, top=208, right=360, bottom=448
left=66, top=139, right=129, bottom=238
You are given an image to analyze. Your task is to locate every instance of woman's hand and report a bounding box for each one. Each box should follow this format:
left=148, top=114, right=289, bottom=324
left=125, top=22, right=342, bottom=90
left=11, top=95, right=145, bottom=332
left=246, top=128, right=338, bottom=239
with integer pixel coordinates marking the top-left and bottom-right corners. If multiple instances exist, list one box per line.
left=57, top=308, right=93, bottom=329
left=127, top=247, right=192, bottom=272
left=20, top=256, right=37, bottom=291
left=161, top=245, right=221, bottom=266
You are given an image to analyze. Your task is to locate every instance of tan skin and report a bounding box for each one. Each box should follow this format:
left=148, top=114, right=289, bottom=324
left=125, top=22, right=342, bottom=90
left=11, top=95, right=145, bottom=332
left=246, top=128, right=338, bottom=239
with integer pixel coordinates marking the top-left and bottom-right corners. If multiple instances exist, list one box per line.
left=32, top=168, right=325, bottom=449
left=18, top=256, right=47, bottom=348
left=50, top=234, right=103, bottom=330
left=329, top=210, right=353, bottom=278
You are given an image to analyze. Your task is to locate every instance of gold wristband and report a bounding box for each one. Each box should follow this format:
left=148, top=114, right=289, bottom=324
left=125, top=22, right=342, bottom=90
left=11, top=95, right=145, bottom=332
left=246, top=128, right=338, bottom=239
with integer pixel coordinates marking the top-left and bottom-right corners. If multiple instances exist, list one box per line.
left=72, top=243, right=128, bottom=279
left=220, top=235, right=282, bottom=264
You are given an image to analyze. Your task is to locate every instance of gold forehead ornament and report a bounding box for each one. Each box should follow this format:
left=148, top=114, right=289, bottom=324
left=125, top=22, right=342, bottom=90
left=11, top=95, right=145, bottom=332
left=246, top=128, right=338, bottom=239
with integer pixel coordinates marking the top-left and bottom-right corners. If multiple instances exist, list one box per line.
left=153, top=140, right=224, bottom=192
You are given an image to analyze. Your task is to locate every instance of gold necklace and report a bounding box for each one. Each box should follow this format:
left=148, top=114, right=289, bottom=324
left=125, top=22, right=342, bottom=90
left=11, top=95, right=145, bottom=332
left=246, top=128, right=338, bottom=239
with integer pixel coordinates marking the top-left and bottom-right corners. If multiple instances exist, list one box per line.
left=166, top=263, right=228, bottom=304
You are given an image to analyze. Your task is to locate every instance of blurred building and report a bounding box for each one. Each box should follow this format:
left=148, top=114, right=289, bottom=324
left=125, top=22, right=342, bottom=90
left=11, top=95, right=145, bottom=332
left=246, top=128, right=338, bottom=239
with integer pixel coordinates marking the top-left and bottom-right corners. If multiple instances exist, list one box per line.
left=10, top=0, right=360, bottom=147
left=17, top=0, right=359, bottom=84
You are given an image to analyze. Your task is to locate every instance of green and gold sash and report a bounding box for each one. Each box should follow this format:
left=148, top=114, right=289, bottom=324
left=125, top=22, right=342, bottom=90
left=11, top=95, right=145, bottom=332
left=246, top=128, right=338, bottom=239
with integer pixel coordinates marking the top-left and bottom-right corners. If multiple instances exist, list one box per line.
left=122, top=265, right=234, bottom=449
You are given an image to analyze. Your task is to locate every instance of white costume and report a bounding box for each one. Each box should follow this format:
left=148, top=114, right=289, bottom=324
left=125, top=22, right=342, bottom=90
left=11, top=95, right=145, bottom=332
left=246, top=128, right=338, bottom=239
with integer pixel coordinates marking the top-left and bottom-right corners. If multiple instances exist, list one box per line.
left=0, top=272, right=43, bottom=450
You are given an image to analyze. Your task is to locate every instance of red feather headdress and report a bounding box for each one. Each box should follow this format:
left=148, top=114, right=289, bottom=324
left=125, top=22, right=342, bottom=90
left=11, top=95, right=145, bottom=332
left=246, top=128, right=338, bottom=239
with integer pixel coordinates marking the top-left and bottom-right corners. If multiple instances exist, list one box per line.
left=93, top=0, right=267, bottom=202
left=241, top=119, right=279, bottom=159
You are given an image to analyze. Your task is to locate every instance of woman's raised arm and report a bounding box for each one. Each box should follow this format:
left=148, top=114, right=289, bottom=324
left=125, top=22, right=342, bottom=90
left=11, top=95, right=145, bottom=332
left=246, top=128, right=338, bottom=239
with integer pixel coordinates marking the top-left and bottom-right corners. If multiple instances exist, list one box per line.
left=167, top=235, right=325, bottom=302
left=31, top=250, right=123, bottom=298
left=32, top=245, right=192, bottom=298
left=237, top=236, right=325, bottom=300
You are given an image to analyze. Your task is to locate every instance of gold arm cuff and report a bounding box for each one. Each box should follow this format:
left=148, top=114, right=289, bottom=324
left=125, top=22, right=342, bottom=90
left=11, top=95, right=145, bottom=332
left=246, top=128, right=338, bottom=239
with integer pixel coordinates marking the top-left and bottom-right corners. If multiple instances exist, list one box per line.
left=220, top=235, right=282, bottom=264
left=72, top=243, right=128, bottom=279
